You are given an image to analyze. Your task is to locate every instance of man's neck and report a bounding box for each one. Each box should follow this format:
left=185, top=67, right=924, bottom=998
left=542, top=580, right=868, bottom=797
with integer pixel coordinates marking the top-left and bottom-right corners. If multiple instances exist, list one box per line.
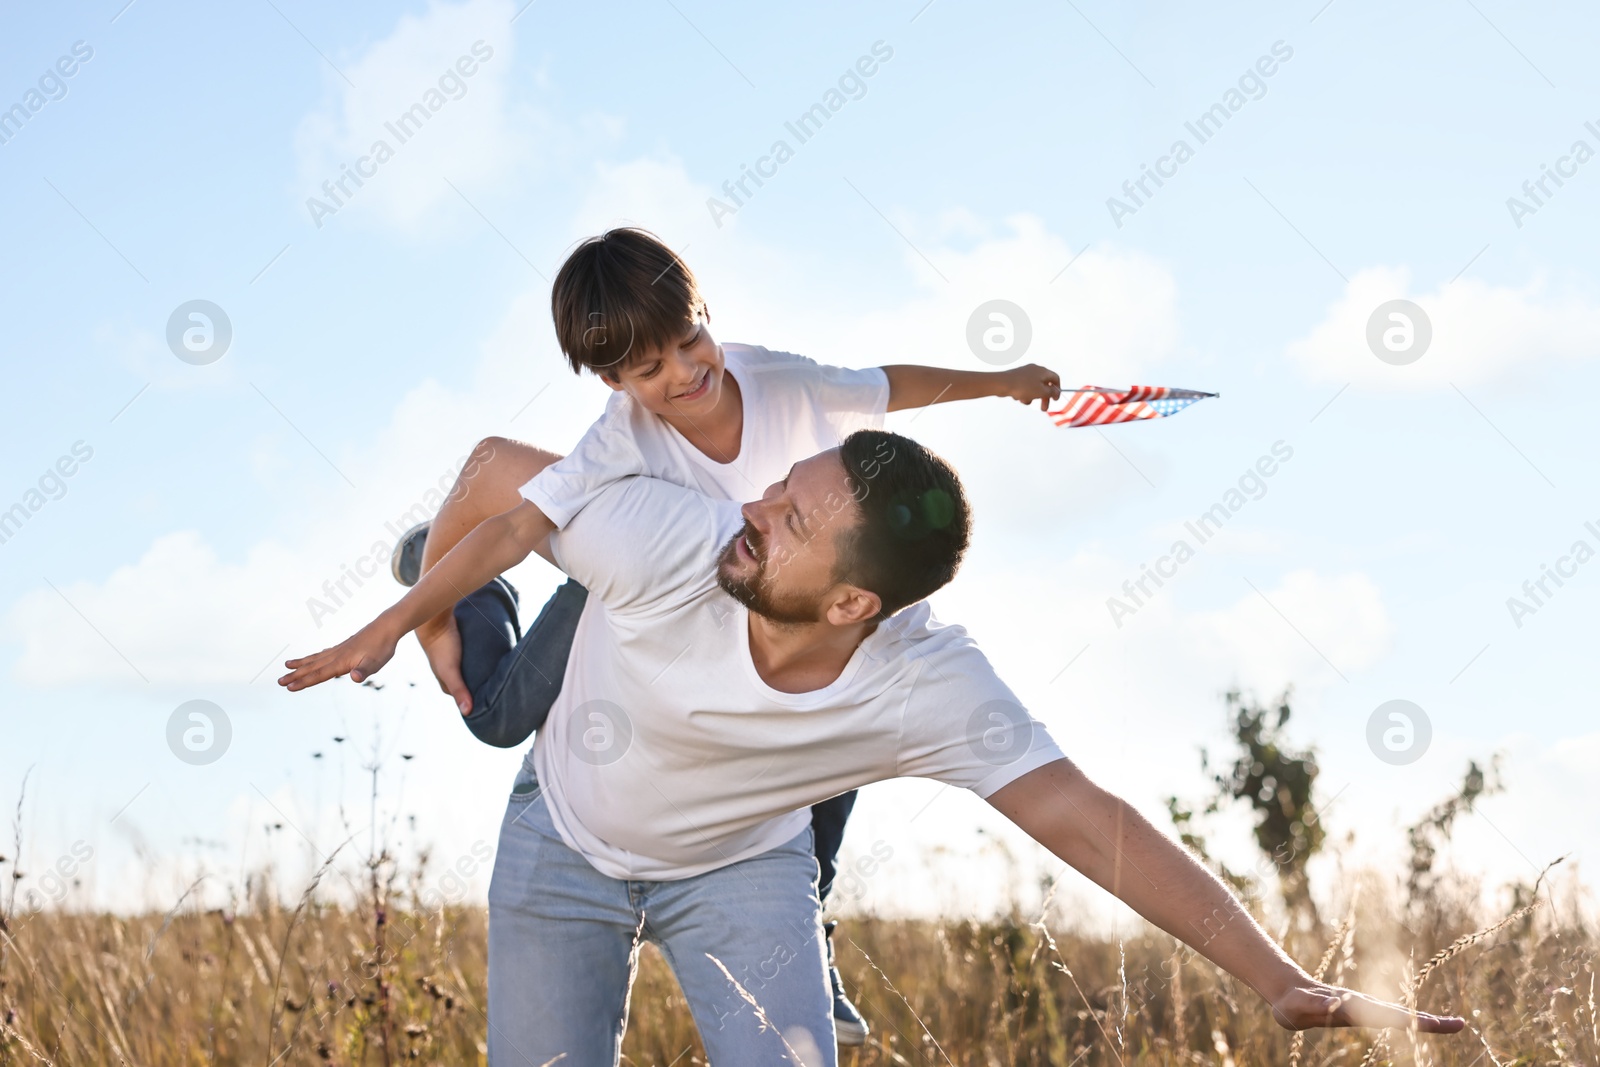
left=661, top=371, right=743, bottom=464
left=745, top=612, right=876, bottom=695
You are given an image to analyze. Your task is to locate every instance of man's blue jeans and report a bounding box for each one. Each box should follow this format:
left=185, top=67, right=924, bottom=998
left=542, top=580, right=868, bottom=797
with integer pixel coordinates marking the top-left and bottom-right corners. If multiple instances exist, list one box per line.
left=487, top=769, right=836, bottom=1066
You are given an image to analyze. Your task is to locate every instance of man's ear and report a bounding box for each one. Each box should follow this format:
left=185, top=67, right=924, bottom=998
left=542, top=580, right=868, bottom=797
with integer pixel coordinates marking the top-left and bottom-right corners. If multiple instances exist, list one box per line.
left=825, top=584, right=882, bottom=627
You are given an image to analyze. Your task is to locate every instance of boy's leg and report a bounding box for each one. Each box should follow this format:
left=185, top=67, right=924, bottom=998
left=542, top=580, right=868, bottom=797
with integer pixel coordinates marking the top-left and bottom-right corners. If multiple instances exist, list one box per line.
left=414, top=437, right=563, bottom=710
left=423, top=437, right=562, bottom=574
left=648, top=827, right=836, bottom=1067
left=454, top=576, right=587, bottom=748
left=809, top=791, right=857, bottom=904
left=810, top=791, right=870, bottom=1047
left=487, top=773, right=639, bottom=1066
left=404, top=435, right=586, bottom=746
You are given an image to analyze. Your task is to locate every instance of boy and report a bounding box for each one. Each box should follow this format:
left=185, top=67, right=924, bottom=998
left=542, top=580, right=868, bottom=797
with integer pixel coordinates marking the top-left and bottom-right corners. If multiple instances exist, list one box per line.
left=396, top=227, right=1062, bottom=1043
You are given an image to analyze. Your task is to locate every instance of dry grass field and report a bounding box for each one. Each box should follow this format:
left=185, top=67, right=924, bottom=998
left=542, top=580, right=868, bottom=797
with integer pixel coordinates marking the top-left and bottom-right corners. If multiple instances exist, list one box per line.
left=3, top=700, right=1591, bottom=1065
left=1, top=863, right=1594, bottom=1066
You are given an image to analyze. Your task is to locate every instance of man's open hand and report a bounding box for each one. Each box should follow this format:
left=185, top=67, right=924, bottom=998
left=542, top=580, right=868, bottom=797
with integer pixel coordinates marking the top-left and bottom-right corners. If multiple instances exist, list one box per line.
left=998, top=363, right=1063, bottom=410
left=278, top=621, right=400, bottom=691
left=1271, top=980, right=1466, bottom=1033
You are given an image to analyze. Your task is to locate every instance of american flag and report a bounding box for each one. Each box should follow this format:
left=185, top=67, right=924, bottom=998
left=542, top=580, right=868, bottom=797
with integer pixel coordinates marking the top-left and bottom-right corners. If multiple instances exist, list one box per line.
left=1046, top=385, right=1217, bottom=428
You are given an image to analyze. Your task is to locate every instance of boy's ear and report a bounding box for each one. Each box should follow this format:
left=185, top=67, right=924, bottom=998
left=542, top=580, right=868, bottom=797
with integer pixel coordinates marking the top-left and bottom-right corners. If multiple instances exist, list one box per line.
left=599, top=371, right=625, bottom=393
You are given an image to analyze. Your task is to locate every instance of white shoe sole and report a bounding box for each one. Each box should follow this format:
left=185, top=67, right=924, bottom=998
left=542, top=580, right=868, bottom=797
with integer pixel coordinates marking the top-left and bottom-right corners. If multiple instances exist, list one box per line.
left=391, top=521, right=430, bottom=586
left=835, top=1018, right=869, bottom=1047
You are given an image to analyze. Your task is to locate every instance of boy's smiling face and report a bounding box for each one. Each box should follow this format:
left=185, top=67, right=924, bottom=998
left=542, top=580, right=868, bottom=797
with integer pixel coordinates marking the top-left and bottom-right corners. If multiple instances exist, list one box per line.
left=602, top=317, right=727, bottom=418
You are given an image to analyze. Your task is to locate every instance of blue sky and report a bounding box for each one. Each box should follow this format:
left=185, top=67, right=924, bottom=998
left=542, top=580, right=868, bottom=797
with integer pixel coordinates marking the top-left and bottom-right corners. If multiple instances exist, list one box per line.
left=2, top=0, right=1595, bottom=921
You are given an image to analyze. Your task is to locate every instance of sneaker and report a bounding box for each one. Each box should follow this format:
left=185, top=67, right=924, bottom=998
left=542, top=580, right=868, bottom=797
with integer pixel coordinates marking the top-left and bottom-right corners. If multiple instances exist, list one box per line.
left=830, top=965, right=869, bottom=1046
left=825, top=922, right=869, bottom=1047
left=391, top=521, right=430, bottom=587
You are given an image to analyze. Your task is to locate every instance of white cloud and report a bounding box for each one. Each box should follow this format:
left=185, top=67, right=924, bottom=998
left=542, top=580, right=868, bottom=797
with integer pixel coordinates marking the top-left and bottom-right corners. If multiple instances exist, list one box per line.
left=742, top=212, right=1184, bottom=389
left=561, top=162, right=1185, bottom=386
left=1, top=368, right=584, bottom=688
left=293, top=0, right=531, bottom=232
left=514, top=158, right=1190, bottom=530
left=7, top=531, right=304, bottom=687
left=1186, top=569, right=1393, bottom=690
left=933, top=554, right=1395, bottom=753
left=1288, top=266, right=1600, bottom=389
left=860, top=557, right=1399, bottom=921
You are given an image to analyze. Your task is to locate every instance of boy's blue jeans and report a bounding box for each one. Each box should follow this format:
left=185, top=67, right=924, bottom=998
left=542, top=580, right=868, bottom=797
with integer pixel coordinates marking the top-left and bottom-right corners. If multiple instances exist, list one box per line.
left=487, top=772, right=835, bottom=1066
left=454, top=577, right=584, bottom=750
left=452, top=579, right=859, bottom=905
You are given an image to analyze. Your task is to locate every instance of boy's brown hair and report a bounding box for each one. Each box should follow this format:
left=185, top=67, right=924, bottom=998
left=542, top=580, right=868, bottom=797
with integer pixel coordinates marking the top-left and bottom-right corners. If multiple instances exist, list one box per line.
left=550, top=228, right=707, bottom=377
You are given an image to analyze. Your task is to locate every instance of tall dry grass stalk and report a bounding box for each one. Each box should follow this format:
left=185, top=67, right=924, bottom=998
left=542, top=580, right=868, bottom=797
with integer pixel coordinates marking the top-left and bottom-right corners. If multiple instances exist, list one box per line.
left=1288, top=892, right=1359, bottom=1067
left=704, top=953, right=817, bottom=1066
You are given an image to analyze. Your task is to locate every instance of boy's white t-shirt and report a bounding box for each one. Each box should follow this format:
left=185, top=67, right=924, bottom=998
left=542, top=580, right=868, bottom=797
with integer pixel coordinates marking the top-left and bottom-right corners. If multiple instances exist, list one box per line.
left=521, top=343, right=891, bottom=525
left=532, top=477, right=1065, bottom=881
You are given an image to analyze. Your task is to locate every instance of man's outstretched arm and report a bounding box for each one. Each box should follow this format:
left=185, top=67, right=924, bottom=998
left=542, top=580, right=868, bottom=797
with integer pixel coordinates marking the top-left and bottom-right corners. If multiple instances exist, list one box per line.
left=278, top=500, right=556, bottom=693
left=987, top=758, right=1466, bottom=1034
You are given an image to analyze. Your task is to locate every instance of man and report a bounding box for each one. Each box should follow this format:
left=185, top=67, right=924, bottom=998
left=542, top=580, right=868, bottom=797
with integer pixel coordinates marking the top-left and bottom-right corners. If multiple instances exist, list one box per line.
left=281, top=429, right=1465, bottom=1065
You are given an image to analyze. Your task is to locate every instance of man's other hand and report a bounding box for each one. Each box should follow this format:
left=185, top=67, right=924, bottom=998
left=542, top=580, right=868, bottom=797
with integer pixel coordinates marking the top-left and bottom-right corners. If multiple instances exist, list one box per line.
left=279, top=621, right=400, bottom=691
left=1271, top=981, right=1467, bottom=1033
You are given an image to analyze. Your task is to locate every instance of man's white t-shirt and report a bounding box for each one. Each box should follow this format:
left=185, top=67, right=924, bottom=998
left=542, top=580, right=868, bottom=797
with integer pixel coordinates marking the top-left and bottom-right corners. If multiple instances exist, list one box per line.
left=532, top=477, right=1065, bottom=881
left=521, top=343, right=891, bottom=526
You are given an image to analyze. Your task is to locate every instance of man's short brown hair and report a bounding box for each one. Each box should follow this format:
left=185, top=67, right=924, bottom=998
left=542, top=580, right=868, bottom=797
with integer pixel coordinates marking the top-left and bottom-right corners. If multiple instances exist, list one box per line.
left=550, top=228, right=706, bottom=377
left=835, top=430, right=972, bottom=618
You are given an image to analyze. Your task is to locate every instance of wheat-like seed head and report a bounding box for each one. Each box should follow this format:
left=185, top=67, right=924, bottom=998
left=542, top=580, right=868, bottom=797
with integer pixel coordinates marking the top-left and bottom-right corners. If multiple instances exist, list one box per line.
left=1289, top=901, right=1360, bottom=1067
left=1411, top=901, right=1539, bottom=1000
left=1357, top=1031, right=1389, bottom=1067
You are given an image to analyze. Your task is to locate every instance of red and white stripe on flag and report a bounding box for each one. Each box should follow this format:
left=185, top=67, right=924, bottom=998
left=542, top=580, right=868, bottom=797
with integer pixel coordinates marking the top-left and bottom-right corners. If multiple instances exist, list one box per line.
left=1046, top=385, right=1216, bottom=428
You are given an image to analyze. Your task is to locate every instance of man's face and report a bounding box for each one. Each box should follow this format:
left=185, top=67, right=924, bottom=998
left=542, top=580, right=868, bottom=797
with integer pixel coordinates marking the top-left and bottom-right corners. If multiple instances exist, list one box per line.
left=716, top=450, right=863, bottom=624
left=604, top=318, right=725, bottom=418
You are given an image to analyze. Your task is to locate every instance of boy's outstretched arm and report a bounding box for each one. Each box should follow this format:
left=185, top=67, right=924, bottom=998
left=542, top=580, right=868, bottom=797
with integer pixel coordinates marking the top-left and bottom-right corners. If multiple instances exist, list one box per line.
left=880, top=363, right=1062, bottom=413
left=278, top=501, right=556, bottom=694
left=988, top=758, right=1468, bottom=1035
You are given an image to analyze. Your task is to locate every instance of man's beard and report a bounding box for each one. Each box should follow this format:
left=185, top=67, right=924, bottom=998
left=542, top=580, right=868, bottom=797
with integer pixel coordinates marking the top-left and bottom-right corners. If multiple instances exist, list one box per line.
left=715, top=522, right=822, bottom=626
